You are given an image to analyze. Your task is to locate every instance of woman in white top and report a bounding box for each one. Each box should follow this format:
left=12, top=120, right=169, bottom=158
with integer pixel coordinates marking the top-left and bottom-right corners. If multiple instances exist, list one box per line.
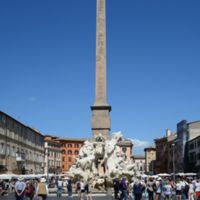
left=176, top=180, right=182, bottom=200
left=79, top=180, right=85, bottom=200
left=163, top=180, right=172, bottom=199
left=188, top=180, right=195, bottom=200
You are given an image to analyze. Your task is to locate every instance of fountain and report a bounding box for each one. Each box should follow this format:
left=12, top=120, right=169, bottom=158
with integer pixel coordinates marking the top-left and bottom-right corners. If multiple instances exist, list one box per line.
left=69, top=132, right=136, bottom=189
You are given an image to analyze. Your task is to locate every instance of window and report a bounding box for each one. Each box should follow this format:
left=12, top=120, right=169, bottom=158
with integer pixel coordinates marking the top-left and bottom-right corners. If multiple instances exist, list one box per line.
left=189, top=152, right=196, bottom=162
left=61, top=150, right=66, bottom=154
left=0, top=143, right=5, bottom=154
left=12, top=146, right=15, bottom=157
left=62, top=157, right=65, bottom=162
left=68, top=144, right=72, bottom=148
left=75, top=144, right=79, bottom=148
left=62, top=165, right=65, bottom=169
left=68, top=157, right=72, bottom=162
left=75, top=150, right=79, bottom=155
left=122, top=147, right=127, bottom=153
left=7, top=145, right=10, bottom=155
left=197, top=153, right=200, bottom=160
left=189, top=143, right=194, bottom=150
left=68, top=150, right=72, bottom=155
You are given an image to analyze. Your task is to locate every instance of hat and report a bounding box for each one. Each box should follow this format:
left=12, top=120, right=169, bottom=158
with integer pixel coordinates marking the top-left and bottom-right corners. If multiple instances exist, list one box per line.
left=18, top=176, right=24, bottom=181
left=40, top=177, right=46, bottom=183
left=157, top=177, right=162, bottom=181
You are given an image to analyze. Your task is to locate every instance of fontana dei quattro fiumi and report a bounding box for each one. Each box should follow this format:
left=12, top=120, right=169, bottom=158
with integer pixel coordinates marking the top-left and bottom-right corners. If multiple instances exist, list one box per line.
left=67, top=0, right=137, bottom=190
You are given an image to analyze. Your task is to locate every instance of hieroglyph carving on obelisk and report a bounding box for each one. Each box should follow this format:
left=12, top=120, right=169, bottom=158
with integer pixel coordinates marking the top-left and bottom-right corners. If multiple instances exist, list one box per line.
left=91, top=0, right=111, bottom=138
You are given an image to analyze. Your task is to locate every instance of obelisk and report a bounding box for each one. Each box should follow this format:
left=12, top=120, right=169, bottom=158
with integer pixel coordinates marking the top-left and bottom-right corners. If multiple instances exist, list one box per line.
left=91, top=0, right=111, bottom=138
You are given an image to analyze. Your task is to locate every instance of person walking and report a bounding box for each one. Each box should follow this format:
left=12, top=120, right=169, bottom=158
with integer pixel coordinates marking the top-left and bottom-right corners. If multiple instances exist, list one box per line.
left=14, top=176, right=26, bottom=200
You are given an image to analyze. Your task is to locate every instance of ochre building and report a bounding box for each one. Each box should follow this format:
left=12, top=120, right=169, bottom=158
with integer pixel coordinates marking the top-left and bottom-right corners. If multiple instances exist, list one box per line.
left=58, top=138, right=85, bottom=173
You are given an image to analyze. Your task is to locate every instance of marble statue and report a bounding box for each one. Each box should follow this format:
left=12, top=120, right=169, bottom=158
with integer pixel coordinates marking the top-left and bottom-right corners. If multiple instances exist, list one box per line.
left=69, top=132, right=136, bottom=189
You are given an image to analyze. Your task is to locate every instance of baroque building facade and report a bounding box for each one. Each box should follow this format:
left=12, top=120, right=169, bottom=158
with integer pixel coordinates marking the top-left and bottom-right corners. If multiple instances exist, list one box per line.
left=144, top=147, right=156, bottom=174
left=0, top=111, right=44, bottom=174
left=58, top=138, right=85, bottom=173
left=44, top=135, right=61, bottom=174
left=132, top=155, right=145, bottom=176
left=154, top=120, right=200, bottom=174
left=187, top=135, right=200, bottom=174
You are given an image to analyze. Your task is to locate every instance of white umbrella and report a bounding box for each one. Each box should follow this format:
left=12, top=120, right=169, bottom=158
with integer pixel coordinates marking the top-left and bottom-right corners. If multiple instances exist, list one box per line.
left=157, top=173, right=170, bottom=177
left=184, top=173, right=197, bottom=176
left=0, top=174, right=18, bottom=180
left=176, top=173, right=185, bottom=176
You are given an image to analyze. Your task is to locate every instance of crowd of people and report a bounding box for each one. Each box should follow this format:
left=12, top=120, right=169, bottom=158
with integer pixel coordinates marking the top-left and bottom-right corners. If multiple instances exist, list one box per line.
left=1, top=175, right=200, bottom=200
left=0, top=175, right=93, bottom=200
left=113, top=176, right=200, bottom=200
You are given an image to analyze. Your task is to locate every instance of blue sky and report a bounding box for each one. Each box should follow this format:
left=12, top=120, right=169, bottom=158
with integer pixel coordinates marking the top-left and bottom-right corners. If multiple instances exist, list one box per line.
left=0, top=0, right=200, bottom=155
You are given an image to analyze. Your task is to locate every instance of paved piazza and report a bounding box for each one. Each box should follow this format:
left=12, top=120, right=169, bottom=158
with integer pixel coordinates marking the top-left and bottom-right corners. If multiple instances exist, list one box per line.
left=1, top=193, right=113, bottom=200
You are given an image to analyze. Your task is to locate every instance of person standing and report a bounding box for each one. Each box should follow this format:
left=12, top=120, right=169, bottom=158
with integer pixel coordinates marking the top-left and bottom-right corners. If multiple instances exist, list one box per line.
left=35, top=178, right=48, bottom=200
left=67, top=178, right=73, bottom=199
left=195, top=179, right=200, bottom=199
left=79, top=179, right=86, bottom=200
left=14, top=176, right=26, bottom=200
left=56, top=178, right=63, bottom=198
left=76, top=180, right=81, bottom=199
left=163, top=179, right=172, bottom=200
left=120, top=177, right=128, bottom=200
left=155, top=178, right=162, bottom=200
left=188, top=179, right=195, bottom=200
left=133, top=180, right=143, bottom=200
left=25, top=181, right=35, bottom=200
left=84, top=182, right=93, bottom=200
left=146, top=178, right=154, bottom=200
left=113, top=178, right=120, bottom=199
left=175, top=179, right=182, bottom=200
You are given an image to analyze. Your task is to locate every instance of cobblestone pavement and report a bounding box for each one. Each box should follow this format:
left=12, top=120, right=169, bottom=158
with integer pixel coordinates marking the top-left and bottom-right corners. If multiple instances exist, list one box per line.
left=1, top=193, right=113, bottom=200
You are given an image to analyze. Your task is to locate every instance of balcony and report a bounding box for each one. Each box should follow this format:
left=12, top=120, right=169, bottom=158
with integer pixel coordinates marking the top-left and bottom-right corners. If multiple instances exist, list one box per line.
left=16, top=152, right=26, bottom=162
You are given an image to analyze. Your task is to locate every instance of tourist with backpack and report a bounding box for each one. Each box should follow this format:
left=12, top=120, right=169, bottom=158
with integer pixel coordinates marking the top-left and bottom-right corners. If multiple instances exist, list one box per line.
left=35, top=177, right=48, bottom=200
left=133, top=180, right=143, bottom=200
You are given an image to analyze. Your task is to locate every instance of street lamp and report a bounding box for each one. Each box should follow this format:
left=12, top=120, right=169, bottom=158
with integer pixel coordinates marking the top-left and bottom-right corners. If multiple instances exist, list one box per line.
left=172, top=143, right=175, bottom=182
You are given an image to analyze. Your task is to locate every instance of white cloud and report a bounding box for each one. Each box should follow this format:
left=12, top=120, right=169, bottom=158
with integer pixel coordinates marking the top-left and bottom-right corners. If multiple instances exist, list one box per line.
left=128, top=138, right=150, bottom=148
